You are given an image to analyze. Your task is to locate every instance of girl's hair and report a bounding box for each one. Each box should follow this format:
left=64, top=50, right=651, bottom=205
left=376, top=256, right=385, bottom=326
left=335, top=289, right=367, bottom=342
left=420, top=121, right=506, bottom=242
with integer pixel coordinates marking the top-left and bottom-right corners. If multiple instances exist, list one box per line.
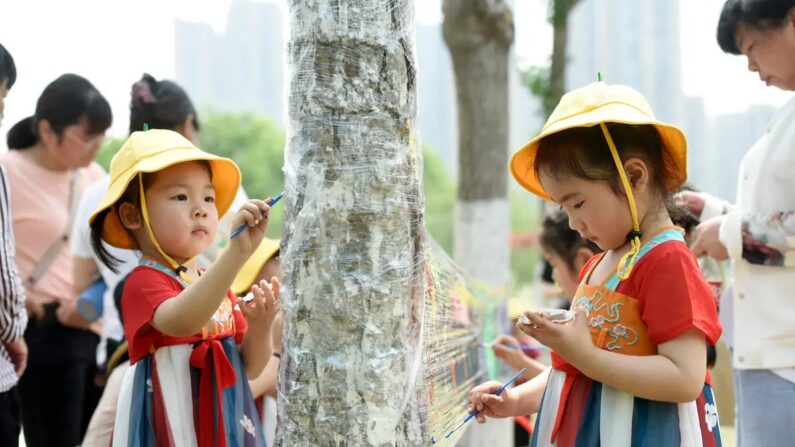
left=129, top=74, right=198, bottom=134
left=0, top=43, right=16, bottom=89
left=91, top=174, right=150, bottom=273
left=717, top=0, right=795, bottom=54
left=540, top=210, right=601, bottom=271
left=90, top=160, right=212, bottom=272
left=534, top=123, right=687, bottom=225
left=6, top=74, right=112, bottom=150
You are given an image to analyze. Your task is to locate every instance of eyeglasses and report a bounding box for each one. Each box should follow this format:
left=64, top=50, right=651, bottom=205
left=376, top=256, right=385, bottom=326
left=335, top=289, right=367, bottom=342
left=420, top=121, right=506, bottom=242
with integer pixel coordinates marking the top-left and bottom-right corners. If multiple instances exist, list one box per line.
left=64, top=129, right=105, bottom=149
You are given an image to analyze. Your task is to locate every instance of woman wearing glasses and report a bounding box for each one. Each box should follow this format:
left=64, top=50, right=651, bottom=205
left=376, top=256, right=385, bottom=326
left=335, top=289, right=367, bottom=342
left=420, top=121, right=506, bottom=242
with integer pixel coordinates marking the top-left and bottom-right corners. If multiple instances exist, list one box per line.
left=1, top=73, right=112, bottom=447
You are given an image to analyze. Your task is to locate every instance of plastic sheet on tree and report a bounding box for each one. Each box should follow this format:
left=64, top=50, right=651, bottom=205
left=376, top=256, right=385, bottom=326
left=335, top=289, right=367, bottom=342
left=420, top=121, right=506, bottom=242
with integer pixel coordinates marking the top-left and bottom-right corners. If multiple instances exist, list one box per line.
left=276, top=0, right=503, bottom=445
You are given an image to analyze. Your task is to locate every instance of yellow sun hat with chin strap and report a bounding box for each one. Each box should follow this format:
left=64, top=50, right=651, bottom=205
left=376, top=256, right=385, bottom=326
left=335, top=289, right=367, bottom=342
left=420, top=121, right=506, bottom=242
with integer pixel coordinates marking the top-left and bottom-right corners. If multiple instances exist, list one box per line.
left=510, top=82, right=688, bottom=280
left=510, top=81, right=687, bottom=200
left=231, top=237, right=280, bottom=296
left=88, top=129, right=241, bottom=252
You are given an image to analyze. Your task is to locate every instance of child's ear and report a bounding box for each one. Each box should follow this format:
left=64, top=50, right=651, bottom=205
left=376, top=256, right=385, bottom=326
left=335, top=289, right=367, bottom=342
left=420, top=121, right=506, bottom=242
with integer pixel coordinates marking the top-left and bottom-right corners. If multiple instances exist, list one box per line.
left=573, top=247, right=595, bottom=272
left=117, top=202, right=142, bottom=230
left=622, top=158, right=650, bottom=192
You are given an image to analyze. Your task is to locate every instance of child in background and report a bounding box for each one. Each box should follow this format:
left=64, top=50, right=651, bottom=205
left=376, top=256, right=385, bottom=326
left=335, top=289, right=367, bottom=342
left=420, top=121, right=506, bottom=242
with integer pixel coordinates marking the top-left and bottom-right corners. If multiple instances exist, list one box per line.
left=469, top=82, right=722, bottom=446
left=493, top=211, right=601, bottom=379
left=495, top=212, right=601, bottom=446
left=88, top=129, right=278, bottom=446
left=539, top=210, right=601, bottom=301
left=231, top=238, right=283, bottom=446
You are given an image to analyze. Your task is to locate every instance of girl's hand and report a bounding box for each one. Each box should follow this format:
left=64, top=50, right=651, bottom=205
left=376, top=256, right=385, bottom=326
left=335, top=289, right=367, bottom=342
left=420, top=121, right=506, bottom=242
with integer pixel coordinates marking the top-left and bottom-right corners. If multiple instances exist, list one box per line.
left=230, top=199, right=271, bottom=256
left=492, top=334, right=531, bottom=372
left=238, top=277, right=281, bottom=332
left=516, top=310, right=593, bottom=363
left=467, top=381, right=519, bottom=423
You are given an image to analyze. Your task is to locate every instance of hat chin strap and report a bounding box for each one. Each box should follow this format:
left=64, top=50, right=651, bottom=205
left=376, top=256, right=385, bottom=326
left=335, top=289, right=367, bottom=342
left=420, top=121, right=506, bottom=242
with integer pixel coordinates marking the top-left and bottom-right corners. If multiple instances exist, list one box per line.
left=138, top=173, right=195, bottom=283
left=599, top=123, right=642, bottom=281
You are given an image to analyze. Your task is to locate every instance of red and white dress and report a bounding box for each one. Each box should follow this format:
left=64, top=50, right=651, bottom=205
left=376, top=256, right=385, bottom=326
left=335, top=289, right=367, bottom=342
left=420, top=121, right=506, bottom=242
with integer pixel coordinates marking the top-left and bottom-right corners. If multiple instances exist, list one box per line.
left=112, top=261, right=266, bottom=447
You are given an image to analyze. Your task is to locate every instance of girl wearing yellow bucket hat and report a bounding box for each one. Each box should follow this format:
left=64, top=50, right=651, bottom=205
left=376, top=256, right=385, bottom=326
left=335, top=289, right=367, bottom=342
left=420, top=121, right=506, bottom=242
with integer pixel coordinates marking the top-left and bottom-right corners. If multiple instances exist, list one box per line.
left=87, top=129, right=278, bottom=446
left=468, top=82, right=723, bottom=445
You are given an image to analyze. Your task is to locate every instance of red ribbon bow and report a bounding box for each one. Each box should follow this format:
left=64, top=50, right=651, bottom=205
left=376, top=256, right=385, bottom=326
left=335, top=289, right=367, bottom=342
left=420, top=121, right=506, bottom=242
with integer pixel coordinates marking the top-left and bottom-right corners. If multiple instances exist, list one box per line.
left=189, top=338, right=237, bottom=447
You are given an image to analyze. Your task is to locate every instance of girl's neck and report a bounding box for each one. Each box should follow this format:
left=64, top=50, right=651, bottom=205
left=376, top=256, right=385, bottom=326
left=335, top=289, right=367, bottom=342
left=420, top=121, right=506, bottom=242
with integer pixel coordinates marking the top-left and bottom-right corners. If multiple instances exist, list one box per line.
left=610, top=201, right=674, bottom=256
left=141, top=253, right=198, bottom=277
left=22, top=143, right=68, bottom=171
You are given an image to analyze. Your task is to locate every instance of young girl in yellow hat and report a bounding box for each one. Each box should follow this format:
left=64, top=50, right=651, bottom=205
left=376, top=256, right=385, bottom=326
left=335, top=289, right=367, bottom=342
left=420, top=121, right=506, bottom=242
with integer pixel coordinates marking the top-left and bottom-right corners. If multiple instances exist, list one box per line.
left=468, top=82, right=722, bottom=446
left=88, top=129, right=278, bottom=446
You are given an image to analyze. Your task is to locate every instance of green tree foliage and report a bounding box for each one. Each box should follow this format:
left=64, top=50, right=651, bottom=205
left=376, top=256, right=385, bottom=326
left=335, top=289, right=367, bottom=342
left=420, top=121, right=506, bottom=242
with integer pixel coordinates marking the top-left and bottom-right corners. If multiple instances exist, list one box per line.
left=95, top=112, right=540, bottom=284
left=95, top=111, right=457, bottom=248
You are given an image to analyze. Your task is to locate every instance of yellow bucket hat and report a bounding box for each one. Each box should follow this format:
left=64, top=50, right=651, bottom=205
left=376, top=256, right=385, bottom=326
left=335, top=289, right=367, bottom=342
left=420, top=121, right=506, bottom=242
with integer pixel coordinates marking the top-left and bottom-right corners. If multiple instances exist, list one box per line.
left=231, top=238, right=280, bottom=295
left=510, top=82, right=687, bottom=200
left=89, top=129, right=241, bottom=251
left=510, top=82, right=688, bottom=280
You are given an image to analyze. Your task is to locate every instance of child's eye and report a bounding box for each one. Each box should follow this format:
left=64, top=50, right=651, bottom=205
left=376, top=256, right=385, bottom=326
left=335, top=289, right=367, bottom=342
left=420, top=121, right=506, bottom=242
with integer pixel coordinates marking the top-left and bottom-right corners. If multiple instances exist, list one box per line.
left=573, top=201, right=585, bottom=210
left=173, top=194, right=188, bottom=201
left=205, top=196, right=215, bottom=203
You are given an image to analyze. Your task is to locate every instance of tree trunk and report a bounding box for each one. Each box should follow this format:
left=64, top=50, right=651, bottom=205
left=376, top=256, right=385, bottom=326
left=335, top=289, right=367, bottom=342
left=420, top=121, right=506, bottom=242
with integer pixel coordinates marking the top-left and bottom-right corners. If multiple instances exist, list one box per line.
left=547, top=0, right=580, bottom=117
left=443, top=0, right=514, bottom=445
left=276, top=1, right=425, bottom=445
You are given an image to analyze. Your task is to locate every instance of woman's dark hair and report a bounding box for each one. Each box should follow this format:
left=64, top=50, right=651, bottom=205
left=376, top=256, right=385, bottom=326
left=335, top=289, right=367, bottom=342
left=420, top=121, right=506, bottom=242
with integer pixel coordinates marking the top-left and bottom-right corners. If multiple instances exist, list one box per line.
left=540, top=210, right=601, bottom=271
left=129, top=73, right=198, bottom=134
left=0, top=43, right=16, bottom=89
left=717, top=0, right=795, bottom=54
left=6, top=74, right=112, bottom=149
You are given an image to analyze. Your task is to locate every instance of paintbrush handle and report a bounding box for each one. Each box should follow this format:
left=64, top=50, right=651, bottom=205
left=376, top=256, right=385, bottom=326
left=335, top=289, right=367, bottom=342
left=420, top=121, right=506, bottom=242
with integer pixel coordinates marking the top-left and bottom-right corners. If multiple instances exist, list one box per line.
left=230, top=192, right=284, bottom=239
left=443, top=368, right=527, bottom=440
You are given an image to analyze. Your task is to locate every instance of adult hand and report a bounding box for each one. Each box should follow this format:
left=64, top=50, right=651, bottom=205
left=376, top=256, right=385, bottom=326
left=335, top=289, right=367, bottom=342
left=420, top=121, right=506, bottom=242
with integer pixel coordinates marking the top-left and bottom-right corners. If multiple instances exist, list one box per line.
left=4, top=338, right=28, bottom=378
left=676, top=191, right=706, bottom=218
left=24, top=298, right=43, bottom=321
left=56, top=300, right=91, bottom=330
left=690, top=216, right=729, bottom=261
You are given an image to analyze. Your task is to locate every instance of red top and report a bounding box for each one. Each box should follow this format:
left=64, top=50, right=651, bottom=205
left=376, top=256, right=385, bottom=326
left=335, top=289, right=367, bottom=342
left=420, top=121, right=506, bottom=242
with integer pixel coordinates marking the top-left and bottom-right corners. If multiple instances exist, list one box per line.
left=577, top=241, right=721, bottom=346
left=122, top=266, right=247, bottom=364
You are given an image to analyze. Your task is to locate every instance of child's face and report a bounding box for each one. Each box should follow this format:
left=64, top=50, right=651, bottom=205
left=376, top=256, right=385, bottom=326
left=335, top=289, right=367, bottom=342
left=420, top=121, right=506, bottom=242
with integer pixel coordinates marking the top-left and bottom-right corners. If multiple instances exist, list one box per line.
left=544, top=250, right=579, bottom=298
left=142, top=161, right=219, bottom=261
left=540, top=172, right=632, bottom=251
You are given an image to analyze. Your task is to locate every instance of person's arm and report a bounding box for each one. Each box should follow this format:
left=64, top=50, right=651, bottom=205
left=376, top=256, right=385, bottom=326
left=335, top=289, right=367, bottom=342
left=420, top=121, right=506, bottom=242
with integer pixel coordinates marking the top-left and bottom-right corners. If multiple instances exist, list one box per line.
left=521, top=312, right=707, bottom=403
left=249, top=312, right=283, bottom=398
left=249, top=353, right=280, bottom=398
left=73, top=257, right=100, bottom=294
left=468, top=366, right=551, bottom=423
left=0, top=166, right=27, bottom=343
left=152, top=200, right=269, bottom=337
left=721, top=209, right=795, bottom=267
left=0, top=167, right=29, bottom=378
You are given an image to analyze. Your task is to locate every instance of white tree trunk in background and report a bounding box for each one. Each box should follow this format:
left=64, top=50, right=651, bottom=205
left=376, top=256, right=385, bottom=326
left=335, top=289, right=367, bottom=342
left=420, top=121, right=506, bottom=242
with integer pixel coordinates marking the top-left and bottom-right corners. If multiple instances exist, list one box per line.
left=276, top=0, right=425, bottom=445
left=443, top=0, right=515, bottom=445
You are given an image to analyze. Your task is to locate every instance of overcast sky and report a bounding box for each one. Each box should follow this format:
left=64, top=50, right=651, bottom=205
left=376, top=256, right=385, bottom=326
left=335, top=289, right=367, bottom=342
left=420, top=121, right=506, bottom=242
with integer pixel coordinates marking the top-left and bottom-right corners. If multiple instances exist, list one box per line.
left=1, top=0, right=790, bottom=149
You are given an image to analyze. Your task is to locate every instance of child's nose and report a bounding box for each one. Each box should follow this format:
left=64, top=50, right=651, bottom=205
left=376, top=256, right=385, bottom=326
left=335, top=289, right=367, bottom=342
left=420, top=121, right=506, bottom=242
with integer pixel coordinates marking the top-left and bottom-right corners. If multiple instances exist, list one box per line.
left=193, top=204, right=209, bottom=218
